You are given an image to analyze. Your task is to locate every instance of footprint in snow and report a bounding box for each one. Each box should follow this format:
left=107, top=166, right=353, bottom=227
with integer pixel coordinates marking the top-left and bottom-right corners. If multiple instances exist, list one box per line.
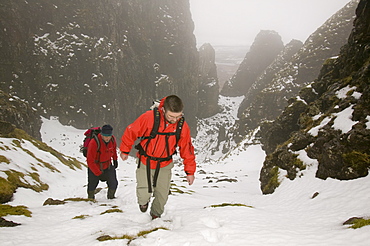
left=200, top=229, right=221, bottom=243
left=199, top=216, right=221, bottom=229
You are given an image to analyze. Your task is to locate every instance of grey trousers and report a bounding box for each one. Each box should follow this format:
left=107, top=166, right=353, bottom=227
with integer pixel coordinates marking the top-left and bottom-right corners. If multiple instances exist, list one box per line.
left=136, top=161, right=174, bottom=217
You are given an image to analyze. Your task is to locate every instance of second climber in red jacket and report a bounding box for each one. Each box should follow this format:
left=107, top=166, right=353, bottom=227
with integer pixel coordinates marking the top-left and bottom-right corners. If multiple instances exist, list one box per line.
left=87, top=124, right=118, bottom=200
left=120, top=95, right=196, bottom=220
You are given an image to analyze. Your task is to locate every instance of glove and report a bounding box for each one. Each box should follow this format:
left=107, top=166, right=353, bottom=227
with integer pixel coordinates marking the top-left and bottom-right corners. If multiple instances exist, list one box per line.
left=113, top=160, right=118, bottom=169
left=99, top=173, right=107, bottom=182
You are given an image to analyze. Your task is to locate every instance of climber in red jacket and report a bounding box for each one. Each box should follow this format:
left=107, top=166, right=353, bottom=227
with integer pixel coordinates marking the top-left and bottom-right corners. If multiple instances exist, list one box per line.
left=87, top=124, right=118, bottom=200
left=120, top=95, right=196, bottom=219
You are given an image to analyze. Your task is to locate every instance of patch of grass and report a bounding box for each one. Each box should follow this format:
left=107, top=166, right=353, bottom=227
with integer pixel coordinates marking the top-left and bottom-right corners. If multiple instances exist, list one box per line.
left=1, top=127, right=86, bottom=202
left=72, top=214, right=90, bottom=220
left=6, top=128, right=84, bottom=171
left=170, top=187, right=185, bottom=194
left=346, top=218, right=370, bottom=229
left=100, top=209, right=123, bottom=215
left=216, top=178, right=238, bottom=183
left=0, top=155, right=10, bottom=164
left=0, top=204, right=32, bottom=217
left=0, top=177, right=16, bottom=203
left=292, top=155, right=306, bottom=170
left=170, top=183, right=194, bottom=195
left=0, top=145, right=10, bottom=151
left=137, top=227, right=169, bottom=237
left=14, top=142, right=60, bottom=173
left=5, top=170, right=49, bottom=192
left=97, top=234, right=134, bottom=242
left=64, top=197, right=93, bottom=202
left=97, top=227, right=169, bottom=242
left=206, top=203, right=254, bottom=208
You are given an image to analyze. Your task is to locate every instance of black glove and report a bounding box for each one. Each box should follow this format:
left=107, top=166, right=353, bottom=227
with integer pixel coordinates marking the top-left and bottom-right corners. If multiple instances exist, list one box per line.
left=113, top=160, right=118, bottom=169
left=99, top=173, right=107, bottom=182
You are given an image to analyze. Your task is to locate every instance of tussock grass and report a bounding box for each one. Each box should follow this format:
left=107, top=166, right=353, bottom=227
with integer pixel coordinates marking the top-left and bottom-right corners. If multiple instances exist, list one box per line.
left=72, top=214, right=90, bottom=220
left=97, top=227, right=169, bottom=243
left=346, top=217, right=370, bottom=229
left=205, top=203, right=254, bottom=208
left=0, top=155, right=10, bottom=164
left=64, top=197, right=92, bottom=202
left=170, top=183, right=194, bottom=195
left=100, top=209, right=123, bottom=215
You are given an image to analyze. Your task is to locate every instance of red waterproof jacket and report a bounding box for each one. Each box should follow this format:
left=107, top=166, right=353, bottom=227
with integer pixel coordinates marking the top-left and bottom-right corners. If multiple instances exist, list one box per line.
left=87, top=134, right=117, bottom=176
left=119, top=98, right=196, bottom=176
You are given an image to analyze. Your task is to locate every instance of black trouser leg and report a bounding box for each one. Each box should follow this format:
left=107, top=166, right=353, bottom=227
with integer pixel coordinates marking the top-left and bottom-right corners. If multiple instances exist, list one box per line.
left=106, top=165, right=118, bottom=190
left=87, top=168, right=100, bottom=191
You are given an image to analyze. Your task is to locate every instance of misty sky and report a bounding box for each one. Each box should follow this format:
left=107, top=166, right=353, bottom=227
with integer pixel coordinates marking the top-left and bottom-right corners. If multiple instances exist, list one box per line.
left=189, top=0, right=353, bottom=47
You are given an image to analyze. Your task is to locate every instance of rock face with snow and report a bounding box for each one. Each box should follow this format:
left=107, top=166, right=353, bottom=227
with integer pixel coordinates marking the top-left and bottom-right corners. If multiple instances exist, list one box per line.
left=233, top=39, right=304, bottom=142
left=197, top=43, right=220, bottom=118
left=259, top=0, right=370, bottom=194
left=233, top=0, right=360, bottom=142
left=0, top=90, right=42, bottom=139
left=220, top=30, right=284, bottom=97
left=0, top=0, right=199, bottom=137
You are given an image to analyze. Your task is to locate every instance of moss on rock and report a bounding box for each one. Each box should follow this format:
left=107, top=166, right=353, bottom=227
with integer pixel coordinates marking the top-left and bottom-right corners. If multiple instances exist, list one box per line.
left=0, top=177, right=16, bottom=204
left=0, top=204, right=32, bottom=217
left=261, top=166, right=280, bottom=194
left=342, top=151, right=370, bottom=176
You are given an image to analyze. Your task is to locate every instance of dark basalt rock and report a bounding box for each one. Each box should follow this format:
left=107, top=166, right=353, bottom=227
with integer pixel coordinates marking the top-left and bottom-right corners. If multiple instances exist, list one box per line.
left=198, top=43, right=220, bottom=118
left=0, top=0, right=199, bottom=137
left=220, top=30, right=284, bottom=97
left=0, top=90, right=42, bottom=140
left=234, top=1, right=359, bottom=143
left=259, top=0, right=370, bottom=194
left=0, top=217, right=21, bottom=227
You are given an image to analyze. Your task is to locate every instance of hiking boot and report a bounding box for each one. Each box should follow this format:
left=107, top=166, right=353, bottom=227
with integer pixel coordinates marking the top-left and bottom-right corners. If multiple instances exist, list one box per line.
left=87, top=190, right=95, bottom=200
left=150, top=212, right=161, bottom=220
left=139, top=202, right=149, bottom=213
left=107, top=189, right=116, bottom=199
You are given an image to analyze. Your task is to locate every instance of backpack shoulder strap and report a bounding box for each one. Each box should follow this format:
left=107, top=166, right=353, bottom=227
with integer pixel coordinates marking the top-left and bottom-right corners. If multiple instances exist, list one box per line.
left=93, top=134, right=100, bottom=153
left=111, top=135, right=116, bottom=148
left=149, top=107, right=161, bottom=139
left=175, top=116, right=184, bottom=146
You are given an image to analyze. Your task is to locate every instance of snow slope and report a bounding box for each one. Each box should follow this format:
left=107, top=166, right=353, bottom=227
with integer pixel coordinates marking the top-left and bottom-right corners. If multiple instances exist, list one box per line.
left=1, top=97, right=370, bottom=245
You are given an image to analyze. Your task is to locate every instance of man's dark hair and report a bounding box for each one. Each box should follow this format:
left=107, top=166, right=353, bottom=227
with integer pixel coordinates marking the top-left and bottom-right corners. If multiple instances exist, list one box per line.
left=164, top=95, right=183, bottom=112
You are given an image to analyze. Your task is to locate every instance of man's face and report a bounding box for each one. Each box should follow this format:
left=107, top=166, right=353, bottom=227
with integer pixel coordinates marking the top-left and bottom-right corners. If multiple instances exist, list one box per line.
left=164, top=110, right=183, bottom=124
left=102, top=135, right=112, bottom=143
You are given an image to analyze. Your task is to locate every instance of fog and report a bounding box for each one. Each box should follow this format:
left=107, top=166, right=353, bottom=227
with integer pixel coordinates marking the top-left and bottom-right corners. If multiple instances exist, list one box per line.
left=189, top=0, right=352, bottom=46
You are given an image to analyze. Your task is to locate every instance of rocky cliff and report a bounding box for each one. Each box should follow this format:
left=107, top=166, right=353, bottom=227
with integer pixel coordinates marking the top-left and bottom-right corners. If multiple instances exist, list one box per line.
left=197, top=43, right=219, bottom=118
left=233, top=39, right=303, bottom=142
left=233, top=0, right=360, bottom=143
left=0, top=0, right=199, bottom=137
left=0, top=90, right=42, bottom=139
left=220, top=30, right=284, bottom=97
left=259, top=0, right=370, bottom=194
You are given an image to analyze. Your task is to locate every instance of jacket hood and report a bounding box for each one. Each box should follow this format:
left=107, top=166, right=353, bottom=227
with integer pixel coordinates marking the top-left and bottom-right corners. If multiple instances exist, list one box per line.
left=158, top=97, right=166, bottom=111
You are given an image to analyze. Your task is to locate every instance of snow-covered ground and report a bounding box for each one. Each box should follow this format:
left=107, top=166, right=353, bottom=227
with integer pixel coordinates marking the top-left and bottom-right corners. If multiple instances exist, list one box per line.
left=1, top=96, right=370, bottom=245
